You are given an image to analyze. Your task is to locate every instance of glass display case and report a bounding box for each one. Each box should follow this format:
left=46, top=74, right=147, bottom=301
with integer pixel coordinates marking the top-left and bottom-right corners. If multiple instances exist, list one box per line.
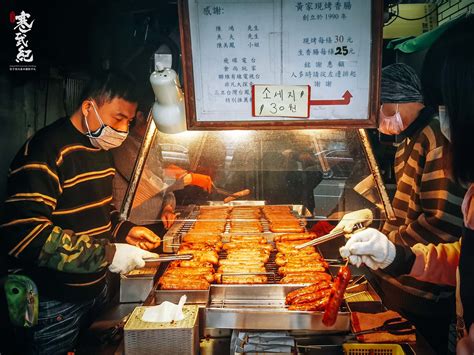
left=117, top=116, right=394, bottom=228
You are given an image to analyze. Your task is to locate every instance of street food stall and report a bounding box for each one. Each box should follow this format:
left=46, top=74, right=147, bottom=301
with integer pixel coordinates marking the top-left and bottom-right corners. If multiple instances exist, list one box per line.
left=110, top=126, right=434, bottom=355
left=89, top=0, right=434, bottom=354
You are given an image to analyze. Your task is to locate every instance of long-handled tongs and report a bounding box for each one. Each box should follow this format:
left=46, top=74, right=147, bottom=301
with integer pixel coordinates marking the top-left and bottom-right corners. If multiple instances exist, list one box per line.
left=295, top=222, right=366, bottom=249
left=143, top=254, right=193, bottom=263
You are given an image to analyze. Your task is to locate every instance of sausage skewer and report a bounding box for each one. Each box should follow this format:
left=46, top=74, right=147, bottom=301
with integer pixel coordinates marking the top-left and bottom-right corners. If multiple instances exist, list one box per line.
left=322, top=260, right=351, bottom=327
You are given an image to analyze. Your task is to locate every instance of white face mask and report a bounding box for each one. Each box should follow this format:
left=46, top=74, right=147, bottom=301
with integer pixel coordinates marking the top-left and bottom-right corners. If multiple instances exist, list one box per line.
left=438, top=105, right=451, bottom=142
left=84, top=101, right=128, bottom=150
left=378, top=104, right=404, bottom=135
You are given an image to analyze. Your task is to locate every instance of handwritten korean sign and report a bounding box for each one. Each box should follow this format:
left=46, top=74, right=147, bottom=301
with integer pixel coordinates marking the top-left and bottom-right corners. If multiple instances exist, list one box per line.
left=252, top=85, right=310, bottom=118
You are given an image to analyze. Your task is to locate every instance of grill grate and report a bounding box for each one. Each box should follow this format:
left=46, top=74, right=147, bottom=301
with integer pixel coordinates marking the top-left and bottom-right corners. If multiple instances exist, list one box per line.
left=217, top=248, right=281, bottom=284
left=162, top=204, right=307, bottom=284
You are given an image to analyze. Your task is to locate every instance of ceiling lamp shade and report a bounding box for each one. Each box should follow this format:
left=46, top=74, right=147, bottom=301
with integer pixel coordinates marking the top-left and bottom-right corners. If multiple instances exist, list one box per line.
left=150, top=67, right=187, bottom=134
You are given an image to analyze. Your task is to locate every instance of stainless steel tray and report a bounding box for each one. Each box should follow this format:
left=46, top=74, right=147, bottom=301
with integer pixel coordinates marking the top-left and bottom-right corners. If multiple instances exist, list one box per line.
left=204, top=285, right=350, bottom=332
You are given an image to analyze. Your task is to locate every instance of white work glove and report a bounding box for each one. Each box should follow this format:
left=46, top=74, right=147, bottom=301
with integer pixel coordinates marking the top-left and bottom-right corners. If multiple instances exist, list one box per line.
left=339, top=228, right=396, bottom=270
left=334, top=208, right=373, bottom=235
left=109, top=243, right=159, bottom=274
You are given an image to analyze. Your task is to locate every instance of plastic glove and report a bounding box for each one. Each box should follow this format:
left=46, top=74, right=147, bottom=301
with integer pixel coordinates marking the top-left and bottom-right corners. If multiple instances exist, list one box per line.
left=334, top=208, right=373, bottom=235
left=189, top=173, right=212, bottom=193
left=339, top=228, right=396, bottom=270
left=109, top=243, right=159, bottom=274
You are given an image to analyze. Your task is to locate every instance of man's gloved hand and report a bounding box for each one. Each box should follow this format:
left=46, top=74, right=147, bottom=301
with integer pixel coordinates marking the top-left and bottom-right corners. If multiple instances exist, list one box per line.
left=126, top=226, right=161, bottom=251
left=334, top=208, right=374, bottom=235
left=339, top=228, right=396, bottom=270
left=189, top=173, right=212, bottom=193
left=109, top=244, right=159, bottom=274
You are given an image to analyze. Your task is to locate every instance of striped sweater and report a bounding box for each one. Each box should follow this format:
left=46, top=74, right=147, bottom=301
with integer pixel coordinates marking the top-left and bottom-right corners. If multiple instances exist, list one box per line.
left=378, top=107, right=466, bottom=300
left=0, top=117, right=134, bottom=301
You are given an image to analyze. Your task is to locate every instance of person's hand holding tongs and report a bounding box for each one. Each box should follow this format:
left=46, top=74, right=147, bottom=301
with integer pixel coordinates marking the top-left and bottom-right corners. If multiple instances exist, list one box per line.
left=295, top=209, right=374, bottom=249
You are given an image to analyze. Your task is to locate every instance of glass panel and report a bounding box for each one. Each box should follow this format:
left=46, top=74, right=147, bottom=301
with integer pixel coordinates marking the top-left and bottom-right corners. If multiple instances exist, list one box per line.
left=129, top=128, right=391, bottom=227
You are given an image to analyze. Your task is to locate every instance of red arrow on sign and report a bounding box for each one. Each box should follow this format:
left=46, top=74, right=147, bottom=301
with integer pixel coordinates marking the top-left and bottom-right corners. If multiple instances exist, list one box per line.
left=309, top=90, right=353, bottom=106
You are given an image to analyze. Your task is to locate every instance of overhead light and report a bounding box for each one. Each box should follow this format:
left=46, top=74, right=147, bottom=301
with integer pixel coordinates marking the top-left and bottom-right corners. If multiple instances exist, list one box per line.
left=150, top=65, right=187, bottom=134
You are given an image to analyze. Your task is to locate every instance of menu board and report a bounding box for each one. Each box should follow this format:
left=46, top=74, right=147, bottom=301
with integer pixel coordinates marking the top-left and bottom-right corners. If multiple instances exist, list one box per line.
left=178, top=0, right=382, bottom=129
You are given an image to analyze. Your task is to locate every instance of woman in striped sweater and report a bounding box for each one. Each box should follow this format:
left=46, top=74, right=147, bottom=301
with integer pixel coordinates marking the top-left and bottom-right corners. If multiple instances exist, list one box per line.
left=338, top=63, right=466, bottom=353
left=340, top=17, right=474, bottom=354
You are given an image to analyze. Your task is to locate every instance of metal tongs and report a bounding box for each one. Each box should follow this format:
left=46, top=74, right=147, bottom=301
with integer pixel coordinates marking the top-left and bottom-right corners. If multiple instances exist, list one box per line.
left=211, top=182, right=251, bottom=203
left=143, top=254, right=193, bottom=263
left=294, top=222, right=366, bottom=249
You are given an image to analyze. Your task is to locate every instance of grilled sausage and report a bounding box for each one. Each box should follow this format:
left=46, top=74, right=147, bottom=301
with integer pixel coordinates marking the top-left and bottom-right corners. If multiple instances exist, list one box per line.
left=179, top=243, right=217, bottom=252
left=217, top=266, right=266, bottom=273
left=215, top=274, right=267, bottom=284
left=278, top=265, right=327, bottom=275
left=270, top=225, right=305, bottom=233
left=322, top=265, right=351, bottom=327
left=163, top=269, right=215, bottom=283
left=218, top=259, right=265, bottom=267
left=177, top=250, right=219, bottom=264
left=230, top=235, right=267, bottom=243
left=275, top=255, right=324, bottom=266
left=280, top=272, right=332, bottom=284
left=288, top=297, right=329, bottom=311
left=283, top=261, right=329, bottom=270
left=290, top=288, right=332, bottom=305
left=159, top=278, right=210, bottom=290
left=223, top=242, right=273, bottom=252
left=170, top=260, right=214, bottom=268
left=274, top=233, right=317, bottom=242
left=285, top=281, right=333, bottom=304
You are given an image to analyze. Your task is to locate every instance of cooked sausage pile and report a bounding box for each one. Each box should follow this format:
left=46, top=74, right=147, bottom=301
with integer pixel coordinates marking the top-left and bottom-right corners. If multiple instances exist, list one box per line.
left=159, top=206, right=229, bottom=290
left=160, top=205, right=332, bottom=289
left=263, top=205, right=305, bottom=233
left=275, top=234, right=331, bottom=284
left=285, top=281, right=333, bottom=311
left=228, top=206, right=263, bottom=233
left=216, top=234, right=271, bottom=284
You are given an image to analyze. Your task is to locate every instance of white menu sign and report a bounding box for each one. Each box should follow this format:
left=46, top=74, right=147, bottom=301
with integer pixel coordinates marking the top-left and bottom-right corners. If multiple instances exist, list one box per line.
left=187, top=0, right=373, bottom=123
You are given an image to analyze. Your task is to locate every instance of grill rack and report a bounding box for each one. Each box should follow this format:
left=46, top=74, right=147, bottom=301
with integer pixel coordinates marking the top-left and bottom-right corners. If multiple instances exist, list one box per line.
left=154, top=204, right=353, bottom=332
left=162, top=204, right=308, bottom=284
left=217, top=248, right=282, bottom=284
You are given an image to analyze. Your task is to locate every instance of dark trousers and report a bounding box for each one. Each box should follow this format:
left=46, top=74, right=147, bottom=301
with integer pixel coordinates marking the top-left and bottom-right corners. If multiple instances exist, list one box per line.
left=13, top=285, right=108, bottom=355
left=374, top=275, right=455, bottom=355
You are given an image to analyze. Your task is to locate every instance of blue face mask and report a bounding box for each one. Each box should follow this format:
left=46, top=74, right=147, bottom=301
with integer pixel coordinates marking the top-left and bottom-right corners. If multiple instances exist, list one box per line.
left=84, top=100, right=128, bottom=150
left=438, top=105, right=451, bottom=142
